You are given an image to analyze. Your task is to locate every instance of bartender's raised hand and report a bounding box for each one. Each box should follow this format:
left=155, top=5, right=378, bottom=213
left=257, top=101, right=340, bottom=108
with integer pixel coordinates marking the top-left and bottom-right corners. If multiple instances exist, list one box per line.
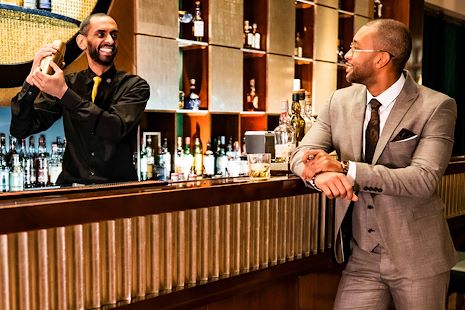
left=315, top=172, right=358, bottom=201
left=31, top=61, right=68, bottom=99
left=301, top=149, right=343, bottom=180
left=26, top=44, right=57, bottom=85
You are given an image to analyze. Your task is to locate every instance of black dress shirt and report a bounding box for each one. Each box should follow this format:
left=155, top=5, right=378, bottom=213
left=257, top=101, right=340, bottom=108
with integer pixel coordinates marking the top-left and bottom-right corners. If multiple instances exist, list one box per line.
left=10, top=66, right=150, bottom=185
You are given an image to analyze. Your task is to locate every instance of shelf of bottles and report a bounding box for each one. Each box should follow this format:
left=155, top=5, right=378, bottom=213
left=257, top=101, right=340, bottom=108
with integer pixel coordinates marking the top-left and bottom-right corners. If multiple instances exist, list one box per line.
left=0, top=133, right=64, bottom=192
left=337, top=1, right=354, bottom=89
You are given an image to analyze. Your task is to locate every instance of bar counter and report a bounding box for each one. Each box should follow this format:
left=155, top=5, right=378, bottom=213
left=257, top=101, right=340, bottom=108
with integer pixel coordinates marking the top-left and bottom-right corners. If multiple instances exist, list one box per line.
left=0, top=160, right=464, bottom=309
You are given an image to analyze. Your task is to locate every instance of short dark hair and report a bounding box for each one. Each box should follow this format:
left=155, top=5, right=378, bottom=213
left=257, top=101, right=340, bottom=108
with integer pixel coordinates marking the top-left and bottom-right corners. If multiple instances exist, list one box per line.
left=78, top=13, right=110, bottom=36
left=365, top=19, right=412, bottom=74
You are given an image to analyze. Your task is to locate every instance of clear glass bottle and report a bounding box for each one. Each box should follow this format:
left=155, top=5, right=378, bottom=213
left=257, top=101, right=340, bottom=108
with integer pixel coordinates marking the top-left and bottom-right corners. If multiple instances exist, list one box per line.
left=274, top=100, right=296, bottom=163
left=174, top=136, right=184, bottom=177
left=193, top=137, right=203, bottom=176
left=203, top=140, right=215, bottom=178
left=48, top=143, right=62, bottom=186
left=243, top=20, right=251, bottom=48
left=35, top=134, right=49, bottom=187
left=26, top=136, right=37, bottom=188
left=185, top=79, right=200, bottom=110
left=23, top=0, right=37, bottom=9
left=145, top=135, right=155, bottom=180
left=291, top=92, right=306, bottom=145
left=252, top=23, right=261, bottom=50
left=139, top=137, right=147, bottom=181
left=303, top=91, right=316, bottom=134
left=246, top=78, right=258, bottom=111
left=337, top=39, right=345, bottom=63
left=38, top=0, right=51, bottom=11
left=9, top=154, right=24, bottom=192
left=192, top=1, right=204, bottom=41
left=295, top=32, right=303, bottom=57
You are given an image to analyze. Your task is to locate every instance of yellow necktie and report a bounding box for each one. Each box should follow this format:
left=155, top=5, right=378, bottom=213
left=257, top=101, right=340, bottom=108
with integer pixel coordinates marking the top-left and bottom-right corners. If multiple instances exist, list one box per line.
left=91, top=76, right=102, bottom=103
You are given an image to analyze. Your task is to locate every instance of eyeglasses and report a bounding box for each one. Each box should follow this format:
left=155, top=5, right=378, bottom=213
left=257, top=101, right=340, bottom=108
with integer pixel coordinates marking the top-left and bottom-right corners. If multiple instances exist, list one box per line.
left=347, top=43, right=394, bottom=58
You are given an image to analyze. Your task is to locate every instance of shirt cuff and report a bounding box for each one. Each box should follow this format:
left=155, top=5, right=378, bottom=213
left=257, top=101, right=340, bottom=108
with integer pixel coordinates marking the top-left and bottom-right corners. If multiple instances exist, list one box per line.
left=19, top=82, right=40, bottom=101
left=346, top=161, right=356, bottom=184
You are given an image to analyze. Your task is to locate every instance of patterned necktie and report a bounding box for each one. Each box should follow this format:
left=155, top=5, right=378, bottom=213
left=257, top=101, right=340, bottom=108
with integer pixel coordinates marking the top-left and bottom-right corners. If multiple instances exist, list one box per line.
left=365, top=98, right=381, bottom=164
left=91, top=76, right=102, bottom=103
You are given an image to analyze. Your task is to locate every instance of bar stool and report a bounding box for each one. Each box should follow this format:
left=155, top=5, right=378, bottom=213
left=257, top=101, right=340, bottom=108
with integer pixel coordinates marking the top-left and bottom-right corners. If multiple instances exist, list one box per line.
left=448, top=251, right=465, bottom=310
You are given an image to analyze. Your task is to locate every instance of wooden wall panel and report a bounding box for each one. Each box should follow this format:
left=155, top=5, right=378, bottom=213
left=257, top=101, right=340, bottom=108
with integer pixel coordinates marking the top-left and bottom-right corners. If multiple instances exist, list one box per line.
left=136, top=36, right=179, bottom=111
left=209, top=0, right=243, bottom=48
left=209, top=46, right=243, bottom=113
left=135, top=0, right=178, bottom=38
left=267, top=0, right=295, bottom=56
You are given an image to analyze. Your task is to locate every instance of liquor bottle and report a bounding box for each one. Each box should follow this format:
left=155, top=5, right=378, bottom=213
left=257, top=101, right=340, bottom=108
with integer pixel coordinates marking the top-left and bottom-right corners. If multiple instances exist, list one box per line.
left=303, top=91, right=316, bottom=134
left=192, top=1, right=204, bottom=41
left=145, top=135, right=155, bottom=180
left=0, top=137, right=9, bottom=192
left=243, top=20, right=252, bottom=49
left=48, top=143, right=62, bottom=186
left=159, top=137, right=171, bottom=180
left=337, top=39, right=345, bottom=63
left=215, top=136, right=227, bottom=176
left=183, top=137, right=194, bottom=179
left=252, top=23, right=261, bottom=50
left=246, top=78, right=258, bottom=111
left=185, top=79, right=200, bottom=110
left=374, top=0, right=383, bottom=18
left=38, top=0, right=51, bottom=11
left=193, top=137, right=203, bottom=176
left=203, top=140, right=215, bottom=178
left=295, top=32, right=303, bottom=57
left=9, top=154, right=24, bottom=192
left=26, top=136, right=37, bottom=188
left=140, top=137, right=148, bottom=181
left=19, top=138, right=27, bottom=172
left=174, top=136, right=184, bottom=177
left=23, top=0, right=37, bottom=9
left=0, top=134, right=7, bottom=158
left=35, top=134, right=49, bottom=187
left=6, top=135, right=18, bottom=168
left=274, top=100, right=296, bottom=163
left=291, top=92, right=306, bottom=145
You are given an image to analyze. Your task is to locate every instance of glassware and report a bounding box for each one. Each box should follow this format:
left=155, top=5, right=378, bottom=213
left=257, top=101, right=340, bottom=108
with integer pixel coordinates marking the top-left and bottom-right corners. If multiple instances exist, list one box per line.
left=247, top=153, right=271, bottom=181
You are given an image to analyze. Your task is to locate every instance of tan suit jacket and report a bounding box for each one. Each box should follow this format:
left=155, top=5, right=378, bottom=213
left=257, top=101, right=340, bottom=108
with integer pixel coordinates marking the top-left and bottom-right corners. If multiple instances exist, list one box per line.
left=291, top=72, right=457, bottom=279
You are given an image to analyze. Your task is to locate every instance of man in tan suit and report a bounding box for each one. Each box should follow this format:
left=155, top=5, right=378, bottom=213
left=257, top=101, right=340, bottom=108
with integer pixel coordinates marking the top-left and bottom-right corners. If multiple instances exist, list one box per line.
left=290, top=19, right=457, bottom=309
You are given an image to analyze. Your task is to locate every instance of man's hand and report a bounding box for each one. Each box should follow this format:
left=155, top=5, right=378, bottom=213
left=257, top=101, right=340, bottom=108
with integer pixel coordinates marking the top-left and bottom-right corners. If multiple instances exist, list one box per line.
left=26, top=44, right=57, bottom=85
left=314, top=172, right=358, bottom=201
left=301, top=149, right=343, bottom=180
left=30, top=61, right=68, bottom=99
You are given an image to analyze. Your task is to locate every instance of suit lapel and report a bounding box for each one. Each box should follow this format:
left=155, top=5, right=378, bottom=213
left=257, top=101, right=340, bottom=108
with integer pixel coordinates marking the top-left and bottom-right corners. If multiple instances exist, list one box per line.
left=350, top=89, right=367, bottom=162
left=373, top=72, right=420, bottom=163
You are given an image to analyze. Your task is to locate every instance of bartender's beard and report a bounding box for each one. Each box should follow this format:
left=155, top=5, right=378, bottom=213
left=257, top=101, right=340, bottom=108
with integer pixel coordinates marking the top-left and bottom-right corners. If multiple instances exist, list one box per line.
left=88, top=42, right=117, bottom=66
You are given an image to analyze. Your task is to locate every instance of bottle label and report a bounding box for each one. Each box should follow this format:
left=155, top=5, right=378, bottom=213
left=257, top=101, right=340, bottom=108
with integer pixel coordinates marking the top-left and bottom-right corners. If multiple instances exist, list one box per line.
left=275, top=144, right=288, bottom=160
left=194, top=21, right=204, bottom=38
left=204, top=155, right=215, bottom=176
left=10, top=172, right=24, bottom=192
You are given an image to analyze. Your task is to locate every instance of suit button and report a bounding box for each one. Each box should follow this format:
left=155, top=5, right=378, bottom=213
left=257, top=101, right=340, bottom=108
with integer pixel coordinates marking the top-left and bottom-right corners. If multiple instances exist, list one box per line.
left=378, top=188, right=383, bottom=192
left=368, top=229, right=375, bottom=233
left=364, top=186, right=369, bottom=191
left=367, top=205, right=373, bottom=209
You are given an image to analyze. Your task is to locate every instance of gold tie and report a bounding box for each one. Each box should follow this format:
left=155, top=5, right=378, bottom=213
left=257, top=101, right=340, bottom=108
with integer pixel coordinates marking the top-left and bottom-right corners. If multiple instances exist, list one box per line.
left=91, top=76, right=102, bottom=103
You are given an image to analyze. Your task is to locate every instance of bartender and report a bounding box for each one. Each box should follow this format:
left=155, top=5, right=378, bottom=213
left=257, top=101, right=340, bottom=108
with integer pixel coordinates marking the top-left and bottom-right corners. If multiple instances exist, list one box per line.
left=10, top=13, right=150, bottom=185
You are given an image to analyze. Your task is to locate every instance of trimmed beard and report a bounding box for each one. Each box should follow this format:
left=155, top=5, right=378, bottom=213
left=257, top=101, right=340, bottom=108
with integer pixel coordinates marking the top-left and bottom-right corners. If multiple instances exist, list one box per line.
left=88, top=42, right=117, bottom=66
